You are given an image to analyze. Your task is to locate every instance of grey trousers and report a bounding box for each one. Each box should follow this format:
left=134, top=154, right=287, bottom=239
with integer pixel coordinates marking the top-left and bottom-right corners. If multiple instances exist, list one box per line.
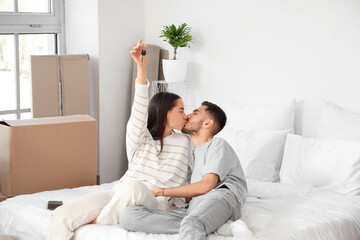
left=120, top=188, right=242, bottom=240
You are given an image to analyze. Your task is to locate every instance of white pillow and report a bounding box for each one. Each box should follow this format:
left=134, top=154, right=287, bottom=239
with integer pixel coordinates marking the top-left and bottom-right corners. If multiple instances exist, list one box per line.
left=317, top=101, right=360, bottom=141
left=280, top=134, right=360, bottom=195
left=217, top=128, right=288, bottom=182
left=222, top=100, right=295, bottom=132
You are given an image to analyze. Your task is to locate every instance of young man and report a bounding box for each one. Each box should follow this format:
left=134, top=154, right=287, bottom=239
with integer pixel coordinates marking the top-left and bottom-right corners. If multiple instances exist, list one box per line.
left=120, top=101, right=247, bottom=240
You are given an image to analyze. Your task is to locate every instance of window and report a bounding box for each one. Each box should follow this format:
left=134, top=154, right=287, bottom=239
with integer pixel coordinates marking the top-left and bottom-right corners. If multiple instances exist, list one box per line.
left=0, top=0, right=64, bottom=120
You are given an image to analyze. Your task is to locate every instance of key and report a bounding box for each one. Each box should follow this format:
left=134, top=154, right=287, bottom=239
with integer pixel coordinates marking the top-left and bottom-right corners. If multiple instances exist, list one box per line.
left=141, top=45, right=146, bottom=63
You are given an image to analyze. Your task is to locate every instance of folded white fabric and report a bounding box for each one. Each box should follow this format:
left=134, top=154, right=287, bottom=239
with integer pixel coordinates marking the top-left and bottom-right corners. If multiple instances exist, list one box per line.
left=217, top=128, right=288, bottom=182
left=317, top=101, right=360, bottom=141
left=280, top=134, right=360, bottom=195
left=221, top=100, right=295, bottom=132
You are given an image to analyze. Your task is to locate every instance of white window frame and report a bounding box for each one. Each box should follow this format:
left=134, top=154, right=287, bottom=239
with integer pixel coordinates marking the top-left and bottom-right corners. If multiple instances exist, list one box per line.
left=0, top=0, right=65, bottom=119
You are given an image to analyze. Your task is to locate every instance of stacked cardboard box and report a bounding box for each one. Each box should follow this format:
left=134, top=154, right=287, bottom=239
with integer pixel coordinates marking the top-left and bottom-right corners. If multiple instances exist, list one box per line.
left=0, top=115, right=97, bottom=197
left=31, top=54, right=90, bottom=118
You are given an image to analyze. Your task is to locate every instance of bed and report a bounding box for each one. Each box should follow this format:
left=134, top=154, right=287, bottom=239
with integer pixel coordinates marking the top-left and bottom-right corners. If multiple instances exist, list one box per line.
left=0, top=178, right=360, bottom=240
left=1, top=100, right=360, bottom=240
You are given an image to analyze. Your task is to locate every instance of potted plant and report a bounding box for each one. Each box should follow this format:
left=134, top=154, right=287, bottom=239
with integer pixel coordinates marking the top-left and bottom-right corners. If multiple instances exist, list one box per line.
left=160, top=23, right=193, bottom=82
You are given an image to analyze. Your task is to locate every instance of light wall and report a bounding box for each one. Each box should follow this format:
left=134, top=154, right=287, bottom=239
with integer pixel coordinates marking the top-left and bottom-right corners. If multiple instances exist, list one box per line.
left=66, top=0, right=360, bottom=183
left=98, top=0, right=144, bottom=183
left=144, top=0, right=360, bottom=137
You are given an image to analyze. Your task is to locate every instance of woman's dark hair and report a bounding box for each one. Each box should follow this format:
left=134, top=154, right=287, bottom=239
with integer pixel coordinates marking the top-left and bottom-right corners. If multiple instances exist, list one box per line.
left=147, top=91, right=181, bottom=153
left=201, top=101, right=227, bottom=136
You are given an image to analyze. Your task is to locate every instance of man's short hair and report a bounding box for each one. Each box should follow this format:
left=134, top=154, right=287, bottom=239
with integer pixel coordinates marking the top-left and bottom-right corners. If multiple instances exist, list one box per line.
left=201, top=101, right=227, bottom=136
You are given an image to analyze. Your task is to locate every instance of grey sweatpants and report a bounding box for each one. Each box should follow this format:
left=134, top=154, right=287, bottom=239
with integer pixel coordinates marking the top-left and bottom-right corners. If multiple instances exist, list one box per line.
left=120, top=188, right=242, bottom=240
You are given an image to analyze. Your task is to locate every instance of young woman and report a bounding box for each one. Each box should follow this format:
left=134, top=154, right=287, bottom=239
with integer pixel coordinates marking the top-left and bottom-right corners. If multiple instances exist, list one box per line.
left=48, top=40, right=192, bottom=240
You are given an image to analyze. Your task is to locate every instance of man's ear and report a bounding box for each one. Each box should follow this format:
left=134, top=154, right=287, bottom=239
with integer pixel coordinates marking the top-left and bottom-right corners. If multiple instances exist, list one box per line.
left=203, top=119, right=214, bottom=129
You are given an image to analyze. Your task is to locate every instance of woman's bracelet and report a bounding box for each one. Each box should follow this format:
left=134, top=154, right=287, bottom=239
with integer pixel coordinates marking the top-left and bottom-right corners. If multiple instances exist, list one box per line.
left=162, top=188, right=165, bottom=196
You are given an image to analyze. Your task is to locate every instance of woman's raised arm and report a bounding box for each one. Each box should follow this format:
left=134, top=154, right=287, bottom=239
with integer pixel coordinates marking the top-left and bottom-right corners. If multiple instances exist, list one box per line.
left=126, top=40, right=150, bottom=163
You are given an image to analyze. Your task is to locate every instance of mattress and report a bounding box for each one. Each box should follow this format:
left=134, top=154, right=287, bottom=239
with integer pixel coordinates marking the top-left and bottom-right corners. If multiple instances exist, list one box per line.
left=1, top=179, right=360, bottom=240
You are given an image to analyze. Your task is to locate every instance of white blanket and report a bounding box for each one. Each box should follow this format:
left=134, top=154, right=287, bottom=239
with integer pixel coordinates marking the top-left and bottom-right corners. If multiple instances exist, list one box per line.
left=243, top=179, right=360, bottom=239
left=1, top=179, right=360, bottom=240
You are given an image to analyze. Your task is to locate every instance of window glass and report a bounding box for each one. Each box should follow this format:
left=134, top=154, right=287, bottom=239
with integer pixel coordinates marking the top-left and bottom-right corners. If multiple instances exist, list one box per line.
left=19, top=34, right=56, bottom=109
left=18, top=0, right=50, bottom=13
left=0, top=0, right=14, bottom=12
left=20, top=112, right=32, bottom=119
left=0, top=113, right=16, bottom=120
left=0, top=34, right=16, bottom=111
left=0, top=0, right=61, bottom=119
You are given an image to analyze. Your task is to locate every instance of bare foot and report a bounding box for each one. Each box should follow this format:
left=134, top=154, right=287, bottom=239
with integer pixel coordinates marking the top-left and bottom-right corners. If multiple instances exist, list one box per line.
left=91, top=216, right=99, bottom=224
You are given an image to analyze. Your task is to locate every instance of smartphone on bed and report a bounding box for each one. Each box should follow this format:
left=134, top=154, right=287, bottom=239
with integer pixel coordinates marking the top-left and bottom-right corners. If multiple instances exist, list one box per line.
left=47, top=201, right=63, bottom=210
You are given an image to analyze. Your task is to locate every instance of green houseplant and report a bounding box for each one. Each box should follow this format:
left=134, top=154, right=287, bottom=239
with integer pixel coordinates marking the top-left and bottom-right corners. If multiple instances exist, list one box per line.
left=160, top=23, right=193, bottom=82
left=160, top=23, right=193, bottom=60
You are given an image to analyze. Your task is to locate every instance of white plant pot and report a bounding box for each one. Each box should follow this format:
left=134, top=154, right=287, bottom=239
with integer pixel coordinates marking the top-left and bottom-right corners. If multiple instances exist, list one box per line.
left=162, top=59, right=188, bottom=82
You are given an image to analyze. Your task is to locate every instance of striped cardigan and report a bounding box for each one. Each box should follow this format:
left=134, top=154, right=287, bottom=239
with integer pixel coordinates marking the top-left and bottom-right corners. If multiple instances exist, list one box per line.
left=120, top=81, right=191, bottom=209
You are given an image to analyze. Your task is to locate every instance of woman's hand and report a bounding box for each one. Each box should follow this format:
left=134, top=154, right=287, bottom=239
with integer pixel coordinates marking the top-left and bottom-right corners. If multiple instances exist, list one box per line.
left=130, top=39, right=147, bottom=68
left=131, top=39, right=147, bottom=84
left=152, top=188, right=163, bottom=197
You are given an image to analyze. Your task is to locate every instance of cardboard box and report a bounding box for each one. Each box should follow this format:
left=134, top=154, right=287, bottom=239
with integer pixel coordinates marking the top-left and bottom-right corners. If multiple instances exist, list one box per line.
left=31, top=55, right=90, bottom=118
left=0, top=193, right=9, bottom=202
left=0, top=115, right=97, bottom=197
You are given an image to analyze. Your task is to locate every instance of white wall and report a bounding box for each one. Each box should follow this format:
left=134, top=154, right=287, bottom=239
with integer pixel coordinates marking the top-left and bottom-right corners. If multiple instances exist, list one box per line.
left=145, top=0, right=360, bottom=137
left=98, top=0, right=144, bottom=183
left=66, top=0, right=360, bottom=182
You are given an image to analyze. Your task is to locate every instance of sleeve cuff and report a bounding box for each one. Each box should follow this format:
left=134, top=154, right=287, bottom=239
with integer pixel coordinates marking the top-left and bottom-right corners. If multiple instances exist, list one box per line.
left=135, top=79, right=150, bottom=97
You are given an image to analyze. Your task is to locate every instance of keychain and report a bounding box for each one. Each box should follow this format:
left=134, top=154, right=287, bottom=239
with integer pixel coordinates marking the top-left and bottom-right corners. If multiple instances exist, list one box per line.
left=141, top=45, right=146, bottom=63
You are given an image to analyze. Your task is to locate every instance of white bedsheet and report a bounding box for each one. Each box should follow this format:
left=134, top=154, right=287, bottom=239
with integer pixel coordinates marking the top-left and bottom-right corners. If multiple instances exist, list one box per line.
left=1, top=179, right=360, bottom=240
left=244, top=179, right=360, bottom=239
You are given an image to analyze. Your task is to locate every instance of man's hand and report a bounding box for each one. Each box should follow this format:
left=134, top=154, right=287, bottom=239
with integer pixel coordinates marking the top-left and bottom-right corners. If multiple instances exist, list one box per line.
left=152, top=173, right=219, bottom=198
